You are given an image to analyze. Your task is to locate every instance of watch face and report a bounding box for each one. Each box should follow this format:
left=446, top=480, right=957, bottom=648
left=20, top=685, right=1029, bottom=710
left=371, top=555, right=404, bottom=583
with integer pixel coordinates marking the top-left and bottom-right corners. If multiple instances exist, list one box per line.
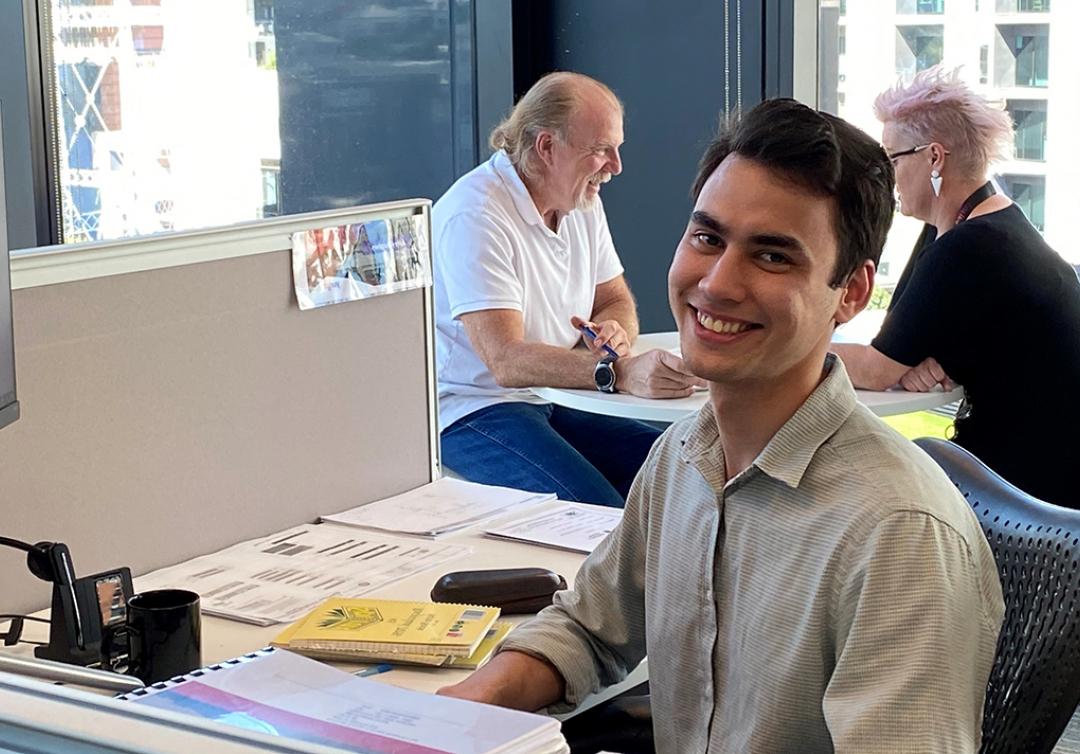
left=594, top=360, right=616, bottom=392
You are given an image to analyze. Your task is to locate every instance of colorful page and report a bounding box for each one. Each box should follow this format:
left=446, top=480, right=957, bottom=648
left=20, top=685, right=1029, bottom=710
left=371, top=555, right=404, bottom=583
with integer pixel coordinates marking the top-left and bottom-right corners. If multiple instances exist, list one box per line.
left=122, top=649, right=565, bottom=754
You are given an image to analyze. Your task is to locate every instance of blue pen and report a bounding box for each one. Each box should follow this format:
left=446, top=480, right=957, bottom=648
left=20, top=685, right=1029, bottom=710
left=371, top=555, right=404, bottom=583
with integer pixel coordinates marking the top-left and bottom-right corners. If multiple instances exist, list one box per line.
left=354, top=663, right=394, bottom=678
left=578, top=324, right=620, bottom=360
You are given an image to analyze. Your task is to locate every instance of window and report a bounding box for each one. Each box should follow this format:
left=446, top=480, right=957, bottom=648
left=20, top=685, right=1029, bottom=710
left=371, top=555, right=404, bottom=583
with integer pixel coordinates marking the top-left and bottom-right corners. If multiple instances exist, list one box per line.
left=1000, top=175, right=1046, bottom=230
left=997, top=0, right=1050, bottom=11
left=896, top=25, right=944, bottom=77
left=260, top=159, right=281, bottom=219
left=1008, top=100, right=1048, bottom=161
left=40, top=1, right=476, bottom=245
left=979, top=45, right=989, bottom=84
left=995, top=24, right=1050, bottom=88
left=896, top=0, right=945, bottom=12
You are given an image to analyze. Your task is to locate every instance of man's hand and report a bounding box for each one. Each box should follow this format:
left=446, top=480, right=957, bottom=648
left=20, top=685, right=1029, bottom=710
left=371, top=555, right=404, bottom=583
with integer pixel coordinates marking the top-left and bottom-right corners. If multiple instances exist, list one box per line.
left=436, top=650, right=565, bottom=711
left=615, top=349, right=706, bottom=398
left=571, top=315, right=630, bottom=358
left=899, top=357, right=956, bottom=392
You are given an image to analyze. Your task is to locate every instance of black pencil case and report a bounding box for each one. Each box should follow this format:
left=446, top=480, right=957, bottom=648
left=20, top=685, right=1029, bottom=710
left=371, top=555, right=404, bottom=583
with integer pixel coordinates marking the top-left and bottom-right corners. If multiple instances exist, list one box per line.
left=430, top=568, right=567, bottom=614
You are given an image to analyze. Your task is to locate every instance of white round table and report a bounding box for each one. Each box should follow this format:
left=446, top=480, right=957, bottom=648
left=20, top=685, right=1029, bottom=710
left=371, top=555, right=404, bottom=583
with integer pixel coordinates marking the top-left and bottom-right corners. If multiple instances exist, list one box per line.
left=532, top=330, right=963, bottom=422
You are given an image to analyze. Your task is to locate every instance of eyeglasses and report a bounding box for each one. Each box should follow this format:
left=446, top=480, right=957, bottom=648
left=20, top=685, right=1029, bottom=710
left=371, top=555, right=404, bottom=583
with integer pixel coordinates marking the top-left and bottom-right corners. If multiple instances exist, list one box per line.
left=886, top=144, right=951, bottom=164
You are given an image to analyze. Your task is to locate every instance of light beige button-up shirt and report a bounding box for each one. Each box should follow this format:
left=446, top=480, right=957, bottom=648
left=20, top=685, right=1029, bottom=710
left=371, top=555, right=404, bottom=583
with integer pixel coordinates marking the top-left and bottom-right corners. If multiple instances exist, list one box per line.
left=502, top=356, right=1004, bottom=753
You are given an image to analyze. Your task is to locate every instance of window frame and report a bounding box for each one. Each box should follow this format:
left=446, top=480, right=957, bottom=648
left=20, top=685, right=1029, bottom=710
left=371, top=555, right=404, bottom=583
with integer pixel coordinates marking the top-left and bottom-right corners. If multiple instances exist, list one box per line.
left=4, top=0, right=513, bottom=289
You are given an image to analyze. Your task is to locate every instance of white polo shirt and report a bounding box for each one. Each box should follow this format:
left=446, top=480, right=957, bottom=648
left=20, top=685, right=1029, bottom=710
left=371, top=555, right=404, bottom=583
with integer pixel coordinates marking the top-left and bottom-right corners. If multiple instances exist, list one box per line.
left=433, top=150, right=624, bottom=431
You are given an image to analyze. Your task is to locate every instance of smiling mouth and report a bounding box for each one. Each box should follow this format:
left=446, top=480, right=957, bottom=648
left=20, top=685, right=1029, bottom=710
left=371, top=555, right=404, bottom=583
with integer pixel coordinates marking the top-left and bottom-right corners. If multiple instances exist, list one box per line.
left=695, top=309, right=760, bottom=335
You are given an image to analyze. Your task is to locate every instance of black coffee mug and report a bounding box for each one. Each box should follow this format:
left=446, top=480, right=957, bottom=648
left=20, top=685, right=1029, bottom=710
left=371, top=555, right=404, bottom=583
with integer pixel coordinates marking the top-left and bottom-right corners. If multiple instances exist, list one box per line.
left=122, top=589, right=202, bottom=684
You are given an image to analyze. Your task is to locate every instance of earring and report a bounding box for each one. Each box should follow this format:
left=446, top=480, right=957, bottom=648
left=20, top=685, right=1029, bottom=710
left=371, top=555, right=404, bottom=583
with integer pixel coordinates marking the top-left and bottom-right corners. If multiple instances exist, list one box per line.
left=930, top=169, right=943, bottom=197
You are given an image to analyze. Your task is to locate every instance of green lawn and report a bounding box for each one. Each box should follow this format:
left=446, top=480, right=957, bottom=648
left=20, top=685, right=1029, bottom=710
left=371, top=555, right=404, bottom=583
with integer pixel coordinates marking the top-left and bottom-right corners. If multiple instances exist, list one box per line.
left=881, top=410, right=953, bottom=441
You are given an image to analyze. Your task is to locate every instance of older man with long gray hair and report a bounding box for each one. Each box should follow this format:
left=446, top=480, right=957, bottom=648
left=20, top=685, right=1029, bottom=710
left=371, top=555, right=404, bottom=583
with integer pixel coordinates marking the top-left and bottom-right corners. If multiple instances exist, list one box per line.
left=432, top=72, right=700, bottom=506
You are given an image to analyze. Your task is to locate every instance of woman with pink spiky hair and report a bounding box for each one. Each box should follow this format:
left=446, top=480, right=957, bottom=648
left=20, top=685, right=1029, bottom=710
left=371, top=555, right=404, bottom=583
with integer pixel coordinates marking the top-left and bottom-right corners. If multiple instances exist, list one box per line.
left=833, top=66, right=1080, bottom=510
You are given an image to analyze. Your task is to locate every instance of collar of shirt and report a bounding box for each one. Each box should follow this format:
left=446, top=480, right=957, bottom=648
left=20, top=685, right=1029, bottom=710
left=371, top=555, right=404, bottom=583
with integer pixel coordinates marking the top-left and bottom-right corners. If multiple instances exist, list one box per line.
left=492, top=150, right=569, bottom=242
left=679, top=354, right=858, bottom=493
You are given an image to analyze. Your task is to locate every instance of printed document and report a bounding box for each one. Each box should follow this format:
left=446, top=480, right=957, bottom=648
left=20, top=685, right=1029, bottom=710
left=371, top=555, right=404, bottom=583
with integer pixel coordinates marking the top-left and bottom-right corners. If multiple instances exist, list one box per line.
left=485, top=503, right=622, bottom=554
left=123, top=648, right=567, bottom=754
left=135, top=523, right=471, bottom=625
left=322, top=477, right=554, bottom=537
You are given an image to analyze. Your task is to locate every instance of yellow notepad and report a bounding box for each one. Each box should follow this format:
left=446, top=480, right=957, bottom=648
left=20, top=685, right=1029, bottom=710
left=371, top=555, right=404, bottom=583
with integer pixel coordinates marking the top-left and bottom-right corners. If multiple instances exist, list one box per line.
left=271, top=619, right=514, bottom=669
left=280, top=597, right=500, bottom=658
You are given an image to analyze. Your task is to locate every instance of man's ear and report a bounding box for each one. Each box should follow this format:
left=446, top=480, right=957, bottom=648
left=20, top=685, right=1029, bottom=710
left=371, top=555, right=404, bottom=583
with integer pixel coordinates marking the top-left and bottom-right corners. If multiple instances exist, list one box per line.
left=534, top=130, right=556, bottom=167
left=834, top=259, right=875, bottom=326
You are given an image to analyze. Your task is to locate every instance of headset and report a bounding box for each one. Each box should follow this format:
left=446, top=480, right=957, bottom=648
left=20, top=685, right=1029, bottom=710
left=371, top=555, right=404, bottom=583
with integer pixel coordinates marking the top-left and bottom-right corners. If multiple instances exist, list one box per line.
left=0, top=536, right=133, bottom=667
left=0, top=537, right=83, bottom=649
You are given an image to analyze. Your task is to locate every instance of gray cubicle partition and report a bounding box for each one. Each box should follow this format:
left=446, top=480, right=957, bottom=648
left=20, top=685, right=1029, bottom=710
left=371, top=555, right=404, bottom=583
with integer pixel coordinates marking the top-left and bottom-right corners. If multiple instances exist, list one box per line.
left=0, top=202, right=438, bottom=614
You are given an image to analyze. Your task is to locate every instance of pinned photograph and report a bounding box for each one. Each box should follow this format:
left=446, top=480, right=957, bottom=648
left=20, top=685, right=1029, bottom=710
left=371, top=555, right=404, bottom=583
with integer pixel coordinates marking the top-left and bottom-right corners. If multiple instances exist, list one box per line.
left=292, top=215, right=431, bottom=310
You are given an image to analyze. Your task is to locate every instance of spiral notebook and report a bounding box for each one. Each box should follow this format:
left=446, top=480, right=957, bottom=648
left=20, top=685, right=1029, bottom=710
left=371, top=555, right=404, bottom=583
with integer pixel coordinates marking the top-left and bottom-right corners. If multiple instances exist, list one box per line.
left=117, top=647, right=567, bottom=754
left=277, top=596, right=501, bottom=658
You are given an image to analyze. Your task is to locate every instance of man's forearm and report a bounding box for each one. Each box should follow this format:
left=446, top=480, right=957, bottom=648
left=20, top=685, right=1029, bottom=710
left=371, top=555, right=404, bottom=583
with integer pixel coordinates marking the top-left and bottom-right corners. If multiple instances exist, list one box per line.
left=437, top=650, right=565, bottom=711
left=490, top=341, right=604, bottom=389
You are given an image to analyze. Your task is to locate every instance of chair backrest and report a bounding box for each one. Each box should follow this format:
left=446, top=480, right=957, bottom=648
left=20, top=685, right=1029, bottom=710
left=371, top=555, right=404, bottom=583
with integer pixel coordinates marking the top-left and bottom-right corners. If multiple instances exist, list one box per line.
left=914, top=437, right=1080, bottom=754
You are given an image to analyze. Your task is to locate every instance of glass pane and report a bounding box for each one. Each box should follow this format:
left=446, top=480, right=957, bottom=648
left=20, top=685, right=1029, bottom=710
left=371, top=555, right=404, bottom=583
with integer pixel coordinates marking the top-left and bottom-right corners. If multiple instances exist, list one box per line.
left=1007, top=100, right=1047, bottom=161
left=896, top=25, right=944, bottom=78
left=44, top=0, right=474, bottom=245
left=818, top=0, right=1073, bottom=289
left=1000, top=176, right=1046, bottom=230
left=995, top=24, right=1049, bottom=88
left=896, top=0, right=945, bottom=12
left=1010, top=0, right=1050, bottom=11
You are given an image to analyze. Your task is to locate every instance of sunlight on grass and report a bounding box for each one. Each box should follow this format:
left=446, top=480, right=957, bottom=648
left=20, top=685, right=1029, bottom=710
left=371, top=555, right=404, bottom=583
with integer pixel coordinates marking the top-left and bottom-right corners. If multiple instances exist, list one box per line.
left=881, top=411, right=953, bottom=441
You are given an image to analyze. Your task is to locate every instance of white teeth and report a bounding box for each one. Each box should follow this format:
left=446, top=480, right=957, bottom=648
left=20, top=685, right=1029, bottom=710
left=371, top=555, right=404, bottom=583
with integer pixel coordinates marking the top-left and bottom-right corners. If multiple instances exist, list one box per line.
left=697, top=312, right=751, bottom=334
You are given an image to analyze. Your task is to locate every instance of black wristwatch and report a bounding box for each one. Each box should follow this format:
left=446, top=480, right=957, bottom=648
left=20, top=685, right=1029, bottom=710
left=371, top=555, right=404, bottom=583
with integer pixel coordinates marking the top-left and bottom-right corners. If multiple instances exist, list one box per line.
left=594, top=357, right=618, bottom=393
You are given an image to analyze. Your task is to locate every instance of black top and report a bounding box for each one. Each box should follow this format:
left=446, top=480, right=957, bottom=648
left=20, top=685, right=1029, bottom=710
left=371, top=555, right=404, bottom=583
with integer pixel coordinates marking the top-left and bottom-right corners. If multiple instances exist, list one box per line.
left=872, top=204, right=1080, bottom=509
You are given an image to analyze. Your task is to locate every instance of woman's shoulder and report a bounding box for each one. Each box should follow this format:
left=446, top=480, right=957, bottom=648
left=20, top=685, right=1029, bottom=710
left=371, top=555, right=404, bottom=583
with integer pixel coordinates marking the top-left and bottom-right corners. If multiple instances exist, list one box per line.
left=929, top=204, right=1072, bottom=290
left=930, top=205, right=1033, bottom=257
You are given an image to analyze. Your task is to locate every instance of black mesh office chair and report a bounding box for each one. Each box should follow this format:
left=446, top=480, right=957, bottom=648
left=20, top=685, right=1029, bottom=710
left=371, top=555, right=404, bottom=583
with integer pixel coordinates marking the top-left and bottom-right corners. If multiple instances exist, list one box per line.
left=915, top=437, right=1080, bottom=754
left=560, top=682, right=654, bottom=754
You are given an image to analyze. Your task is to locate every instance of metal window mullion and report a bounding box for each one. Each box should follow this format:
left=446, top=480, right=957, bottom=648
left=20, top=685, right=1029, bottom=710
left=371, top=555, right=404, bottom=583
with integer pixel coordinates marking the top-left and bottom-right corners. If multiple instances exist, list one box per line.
left=736, top=0, right=743, bottom=111
left=22, top=0, right=62, bottom=246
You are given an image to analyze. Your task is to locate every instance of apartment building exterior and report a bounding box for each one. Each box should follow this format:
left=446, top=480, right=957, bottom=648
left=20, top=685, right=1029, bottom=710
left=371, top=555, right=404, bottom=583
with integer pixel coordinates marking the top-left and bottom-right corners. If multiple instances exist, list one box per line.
left=821, top=0, right=1077, bottom=279
left=47, top=0, right=279, bottom=243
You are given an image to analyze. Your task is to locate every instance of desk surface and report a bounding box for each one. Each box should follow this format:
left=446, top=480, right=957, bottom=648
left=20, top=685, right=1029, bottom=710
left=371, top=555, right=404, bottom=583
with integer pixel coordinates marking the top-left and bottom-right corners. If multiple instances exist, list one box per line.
left=534, top=332, right=964, bottom=422
left=14, top=500, right=644, bottom=711
left=198, top=503, right=596, bottom=694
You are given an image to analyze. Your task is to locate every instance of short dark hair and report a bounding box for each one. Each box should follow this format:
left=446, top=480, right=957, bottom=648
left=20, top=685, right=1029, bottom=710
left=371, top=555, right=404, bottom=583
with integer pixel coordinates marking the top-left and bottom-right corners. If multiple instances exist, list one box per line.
left=691, top=99, right=895, bottom=288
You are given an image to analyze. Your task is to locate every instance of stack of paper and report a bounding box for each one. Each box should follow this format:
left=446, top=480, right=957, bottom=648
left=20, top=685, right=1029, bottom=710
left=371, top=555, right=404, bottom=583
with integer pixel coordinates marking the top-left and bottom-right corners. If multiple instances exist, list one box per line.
left=321, top=477, right=554, bottom=537
left=485, top=502, right=623, bottom=554
left=134, top=523, right=472, bottom=626
left=122, top=648, right=568, bottom=754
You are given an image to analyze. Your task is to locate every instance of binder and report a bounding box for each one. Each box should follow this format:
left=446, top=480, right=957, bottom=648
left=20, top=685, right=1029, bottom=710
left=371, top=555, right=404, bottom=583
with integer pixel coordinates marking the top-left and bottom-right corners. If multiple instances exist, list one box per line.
left=116, top=647, right=568, bottom=754
left=115, top=647, right=275, bottom=701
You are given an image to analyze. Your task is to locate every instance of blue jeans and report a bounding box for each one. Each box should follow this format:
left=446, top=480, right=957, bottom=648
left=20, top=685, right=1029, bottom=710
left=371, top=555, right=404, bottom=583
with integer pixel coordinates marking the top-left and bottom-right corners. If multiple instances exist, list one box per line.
left=441, top=402, right=663, bottom=508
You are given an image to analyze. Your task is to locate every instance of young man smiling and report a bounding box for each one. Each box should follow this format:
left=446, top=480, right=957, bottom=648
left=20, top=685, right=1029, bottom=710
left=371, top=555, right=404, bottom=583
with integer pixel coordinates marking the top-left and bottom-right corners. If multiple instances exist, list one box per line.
left=438, top=100, right=1004, bottom=753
